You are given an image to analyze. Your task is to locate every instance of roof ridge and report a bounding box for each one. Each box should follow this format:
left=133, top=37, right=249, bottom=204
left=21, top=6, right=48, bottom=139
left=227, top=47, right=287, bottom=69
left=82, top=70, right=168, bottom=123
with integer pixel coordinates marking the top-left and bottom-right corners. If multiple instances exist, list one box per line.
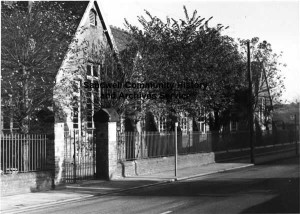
left=110, top=25, right=129, bottom=33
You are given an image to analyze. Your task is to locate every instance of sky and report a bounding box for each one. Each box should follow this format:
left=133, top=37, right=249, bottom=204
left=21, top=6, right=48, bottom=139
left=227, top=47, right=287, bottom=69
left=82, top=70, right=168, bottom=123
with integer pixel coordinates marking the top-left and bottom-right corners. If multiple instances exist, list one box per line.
left=100, top=0, right=300, bottom=103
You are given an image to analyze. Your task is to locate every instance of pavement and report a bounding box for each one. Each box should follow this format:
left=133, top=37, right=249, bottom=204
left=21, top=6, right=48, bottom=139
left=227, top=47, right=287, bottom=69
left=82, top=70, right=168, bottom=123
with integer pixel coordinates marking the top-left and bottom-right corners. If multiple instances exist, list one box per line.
left=0, top=161, right=254, bottom=214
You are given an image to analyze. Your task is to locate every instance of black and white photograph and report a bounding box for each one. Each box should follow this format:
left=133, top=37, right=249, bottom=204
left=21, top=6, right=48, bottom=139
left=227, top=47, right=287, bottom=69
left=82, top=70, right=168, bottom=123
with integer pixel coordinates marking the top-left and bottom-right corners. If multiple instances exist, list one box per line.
left=1, top=0, right=299, bottom=213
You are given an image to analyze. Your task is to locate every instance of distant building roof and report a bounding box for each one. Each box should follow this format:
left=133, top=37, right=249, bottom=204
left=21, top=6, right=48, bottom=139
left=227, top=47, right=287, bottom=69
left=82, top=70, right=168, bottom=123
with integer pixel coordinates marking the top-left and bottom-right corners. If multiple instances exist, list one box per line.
left=273, top=103, right=299, bottom=124
left=109, top=26, right=131, bottom=52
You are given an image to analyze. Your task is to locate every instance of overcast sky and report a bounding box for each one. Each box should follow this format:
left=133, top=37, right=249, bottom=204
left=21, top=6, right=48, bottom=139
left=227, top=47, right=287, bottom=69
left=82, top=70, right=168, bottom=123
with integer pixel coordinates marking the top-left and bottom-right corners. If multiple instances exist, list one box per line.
left=100, top=0, right=300, bottom=103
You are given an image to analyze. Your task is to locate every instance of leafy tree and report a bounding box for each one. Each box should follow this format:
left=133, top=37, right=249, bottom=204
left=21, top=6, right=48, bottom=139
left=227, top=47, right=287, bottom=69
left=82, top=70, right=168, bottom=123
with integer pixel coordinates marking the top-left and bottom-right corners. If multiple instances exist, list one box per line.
left=144, top=111, right=158, bottom=131
left=124, top=7, right=245, bottom=131
left=1, top=1, right=84, bottom=133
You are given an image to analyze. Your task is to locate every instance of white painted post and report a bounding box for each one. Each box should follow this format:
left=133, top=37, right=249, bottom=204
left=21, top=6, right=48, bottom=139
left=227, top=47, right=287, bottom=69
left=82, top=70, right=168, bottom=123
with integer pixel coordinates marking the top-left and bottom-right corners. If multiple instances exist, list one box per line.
left=108, top=121, right=118, bottom=179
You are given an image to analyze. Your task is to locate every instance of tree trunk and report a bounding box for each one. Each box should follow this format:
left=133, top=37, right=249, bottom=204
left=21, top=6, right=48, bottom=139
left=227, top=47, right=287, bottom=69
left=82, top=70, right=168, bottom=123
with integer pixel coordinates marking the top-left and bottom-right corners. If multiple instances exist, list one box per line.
left=22, top=65, right=29, bottom=171
left=21, top=65, right=29, bottom=134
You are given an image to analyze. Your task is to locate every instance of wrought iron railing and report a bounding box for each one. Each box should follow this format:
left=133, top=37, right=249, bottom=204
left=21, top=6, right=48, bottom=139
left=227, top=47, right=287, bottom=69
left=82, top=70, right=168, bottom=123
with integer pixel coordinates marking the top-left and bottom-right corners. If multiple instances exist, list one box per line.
left=117, top=129, right=298, bottom=161
left=64, top=129, right=96, bottom=183
left=1, top=134, right=48, bottom=174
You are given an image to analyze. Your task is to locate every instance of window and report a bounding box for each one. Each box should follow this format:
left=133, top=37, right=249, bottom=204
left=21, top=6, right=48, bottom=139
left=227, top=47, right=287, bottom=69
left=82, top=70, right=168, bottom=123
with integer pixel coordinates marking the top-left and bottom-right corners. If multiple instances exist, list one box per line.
left=93, top=65, right=98, bottom=77
left=1, top=107, right=18, bottom=131
left=86, top=82, right=93, bottom=128
left=86, top=64, right=100, bottom=129
left=180, top=117, right=187, bottom=132
left=72, top=96, right=79, bottom=129
left=1, top=115, right=10, bottom=129
left=87, top=65, right=91, bottom=75
left=89, top=9, right=97, bottom=26
left=158, top=116, right=167, bottom=132
left=72, top=81, right=81, bottom=129
left=12, top=116, right=18, bottom=129
left=2, top=115, right=10, bottom=130
left=200, top=122, right=206, bottom=133
left=230, top=121, right=238, bottom=132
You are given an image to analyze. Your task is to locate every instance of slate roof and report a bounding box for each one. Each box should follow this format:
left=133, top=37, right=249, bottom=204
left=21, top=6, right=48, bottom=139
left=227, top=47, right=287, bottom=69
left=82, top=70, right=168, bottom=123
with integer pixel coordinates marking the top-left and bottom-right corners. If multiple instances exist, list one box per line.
left=109, top=26, right=131, bottom=52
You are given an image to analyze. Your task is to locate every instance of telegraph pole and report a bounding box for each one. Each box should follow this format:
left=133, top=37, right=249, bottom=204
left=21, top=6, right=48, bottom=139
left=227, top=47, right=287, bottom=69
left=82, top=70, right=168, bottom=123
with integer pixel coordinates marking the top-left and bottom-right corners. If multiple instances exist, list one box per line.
left=295, top=114, right=298, bottom=155
left=298, top=101, right=300, bottom=155
left=247, top=41, right=255, bottom=164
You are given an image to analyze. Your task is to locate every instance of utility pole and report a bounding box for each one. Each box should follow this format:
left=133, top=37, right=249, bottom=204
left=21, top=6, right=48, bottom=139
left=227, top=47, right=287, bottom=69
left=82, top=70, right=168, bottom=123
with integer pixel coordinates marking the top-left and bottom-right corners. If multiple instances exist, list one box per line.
left=247, top=41, right=255, bottom=164
left=295, top=114, right=298, bottom=155
left=298, top=101, right=300, bottom=155
left=174, top=122, right=178, bottom=178
left=290, top=114, right=298, bottom=155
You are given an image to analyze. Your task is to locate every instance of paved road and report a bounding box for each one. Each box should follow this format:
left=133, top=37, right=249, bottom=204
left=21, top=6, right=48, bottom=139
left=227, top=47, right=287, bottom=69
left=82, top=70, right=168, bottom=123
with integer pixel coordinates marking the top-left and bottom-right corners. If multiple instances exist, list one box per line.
left=29, top=157, right=299, bottom=214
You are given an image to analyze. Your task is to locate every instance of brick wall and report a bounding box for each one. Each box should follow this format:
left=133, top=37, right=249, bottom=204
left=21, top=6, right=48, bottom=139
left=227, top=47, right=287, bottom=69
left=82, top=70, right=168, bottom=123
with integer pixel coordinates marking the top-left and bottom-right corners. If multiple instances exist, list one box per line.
left=1, top=171, right=53, bottom=196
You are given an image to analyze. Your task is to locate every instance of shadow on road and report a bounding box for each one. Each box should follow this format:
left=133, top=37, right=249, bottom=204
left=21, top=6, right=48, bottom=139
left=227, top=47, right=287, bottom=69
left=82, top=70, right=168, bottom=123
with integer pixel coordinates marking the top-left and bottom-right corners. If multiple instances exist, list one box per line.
left=241, top=191, right=299, bottom=213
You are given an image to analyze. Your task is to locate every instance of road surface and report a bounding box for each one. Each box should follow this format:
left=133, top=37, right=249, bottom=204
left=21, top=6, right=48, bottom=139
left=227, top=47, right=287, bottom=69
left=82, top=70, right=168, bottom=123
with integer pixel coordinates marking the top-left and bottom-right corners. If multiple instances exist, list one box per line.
left=28, top=157, right=299, bottom=214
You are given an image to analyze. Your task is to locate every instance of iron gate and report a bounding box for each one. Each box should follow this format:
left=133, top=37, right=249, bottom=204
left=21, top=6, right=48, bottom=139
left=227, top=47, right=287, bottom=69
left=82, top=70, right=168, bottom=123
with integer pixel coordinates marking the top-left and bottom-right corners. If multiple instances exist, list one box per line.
left=64, top=129, right=96, bottom=183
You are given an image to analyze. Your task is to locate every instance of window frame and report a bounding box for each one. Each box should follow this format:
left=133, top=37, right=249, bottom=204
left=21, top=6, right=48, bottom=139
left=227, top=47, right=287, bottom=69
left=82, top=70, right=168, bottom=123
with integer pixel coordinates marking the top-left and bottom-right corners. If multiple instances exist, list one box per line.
left=72, top=80, right=81, bottom=130
left=86, top=64, right=100, bottom=129
left=180, top=117, right=188, bottom=133
left=230, top=121, right=238, bottom=132
left=158, top=116, right=167, bottom=133
left=1, top=106, right=19, bottom=132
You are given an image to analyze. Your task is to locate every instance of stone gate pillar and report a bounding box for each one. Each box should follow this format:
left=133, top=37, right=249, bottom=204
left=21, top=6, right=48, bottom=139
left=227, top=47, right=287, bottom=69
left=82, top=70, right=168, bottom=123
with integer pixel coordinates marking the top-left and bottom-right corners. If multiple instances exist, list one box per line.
left=94, top=108, right=119, bottom=180
left=54, top=122, right=66, bottom=186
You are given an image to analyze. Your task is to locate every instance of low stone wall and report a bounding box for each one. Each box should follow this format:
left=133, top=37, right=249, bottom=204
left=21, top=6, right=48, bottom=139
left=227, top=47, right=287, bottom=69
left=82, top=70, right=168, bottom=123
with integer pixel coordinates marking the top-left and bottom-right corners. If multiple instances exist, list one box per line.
left=114, top=143, right=299, bottom=179
left=1, top=171, right=53, bottom=196
left=116, top=152, right=215, bottom=178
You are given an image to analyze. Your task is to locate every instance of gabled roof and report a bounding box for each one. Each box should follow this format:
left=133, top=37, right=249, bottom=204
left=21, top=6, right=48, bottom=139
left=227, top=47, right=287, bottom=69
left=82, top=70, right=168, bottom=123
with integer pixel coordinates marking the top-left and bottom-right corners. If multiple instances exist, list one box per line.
left=55, top=0, right=126, bottom=74
left=2, top=1, right=129, bottom=79
left=59, top=2, right=131, bottom=53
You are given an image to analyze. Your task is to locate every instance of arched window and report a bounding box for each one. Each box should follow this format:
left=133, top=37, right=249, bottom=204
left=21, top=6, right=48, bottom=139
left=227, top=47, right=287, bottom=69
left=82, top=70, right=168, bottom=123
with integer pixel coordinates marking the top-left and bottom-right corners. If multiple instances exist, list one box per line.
left=89, top=9, right=97, bottom=26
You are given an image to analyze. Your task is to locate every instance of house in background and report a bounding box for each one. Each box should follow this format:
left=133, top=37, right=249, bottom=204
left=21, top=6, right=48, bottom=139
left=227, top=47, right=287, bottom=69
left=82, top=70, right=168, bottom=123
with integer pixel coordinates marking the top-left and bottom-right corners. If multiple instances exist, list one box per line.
left=273, top=102, right=299, bottom=130
left=221, top=60, right=274, bottom=133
